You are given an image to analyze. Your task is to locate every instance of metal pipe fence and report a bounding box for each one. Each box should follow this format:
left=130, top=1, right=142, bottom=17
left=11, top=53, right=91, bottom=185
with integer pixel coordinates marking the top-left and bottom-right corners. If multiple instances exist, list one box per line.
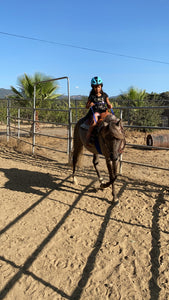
left=1, top=91, right=169, bottom=173
left=3, top=76, right=71, bottom=157
left=70, top=104, right=169, bottom=173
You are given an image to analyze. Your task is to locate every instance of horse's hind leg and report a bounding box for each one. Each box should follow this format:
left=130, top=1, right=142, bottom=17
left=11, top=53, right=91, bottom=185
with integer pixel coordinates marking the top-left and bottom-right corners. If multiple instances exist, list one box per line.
left=93, top=154, right=104, bottom=184
left=72, top=153, right=78, bottom=185
left=72, top=126, right=83, bottom=185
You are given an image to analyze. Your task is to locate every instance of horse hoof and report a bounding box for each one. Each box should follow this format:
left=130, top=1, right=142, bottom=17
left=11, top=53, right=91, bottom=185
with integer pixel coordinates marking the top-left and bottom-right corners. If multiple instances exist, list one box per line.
left=100, top=183, right=105, bottom=189
left=73, top=177, right=78, bottom=185
left=99, top=178, right=104, bottom=189
left=112, top=200, right=119, bottom=208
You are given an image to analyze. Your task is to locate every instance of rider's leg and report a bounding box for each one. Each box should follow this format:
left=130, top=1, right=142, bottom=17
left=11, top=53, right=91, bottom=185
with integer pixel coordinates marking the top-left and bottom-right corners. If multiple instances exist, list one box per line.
left=86, top=113, right=98, bottom=144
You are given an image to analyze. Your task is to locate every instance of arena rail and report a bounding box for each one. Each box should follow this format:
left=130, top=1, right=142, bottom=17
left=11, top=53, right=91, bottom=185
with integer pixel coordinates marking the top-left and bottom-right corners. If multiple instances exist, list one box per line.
left=5, top=76, right=72, bottom=156
left=1, top=89, right=169, bottom=173
left=70, top=104, right=169, bottom=173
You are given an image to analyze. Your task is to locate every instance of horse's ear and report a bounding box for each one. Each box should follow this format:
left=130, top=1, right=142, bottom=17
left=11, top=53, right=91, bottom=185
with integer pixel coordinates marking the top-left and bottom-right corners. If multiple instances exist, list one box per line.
left=116, top=119, right=121, bottom=126
left=103, top=121, right=109, bottom=128
left=104, top=122, right=109, bottom=131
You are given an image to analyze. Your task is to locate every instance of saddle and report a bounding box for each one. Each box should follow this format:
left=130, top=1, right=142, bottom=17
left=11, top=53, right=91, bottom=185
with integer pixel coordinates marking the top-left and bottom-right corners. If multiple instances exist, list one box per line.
left=80, top=110, right=110, bottom=131
left=80, top=111, right=111, bottom=151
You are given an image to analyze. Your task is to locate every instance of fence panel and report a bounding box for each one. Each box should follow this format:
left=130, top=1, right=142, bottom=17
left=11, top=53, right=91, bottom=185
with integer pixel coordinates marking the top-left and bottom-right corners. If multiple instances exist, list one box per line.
left=71, top=102, right=169, bottom=173
left=1, top=77, right=72, bottom=161
left=0, top=96, right=169, bottom=172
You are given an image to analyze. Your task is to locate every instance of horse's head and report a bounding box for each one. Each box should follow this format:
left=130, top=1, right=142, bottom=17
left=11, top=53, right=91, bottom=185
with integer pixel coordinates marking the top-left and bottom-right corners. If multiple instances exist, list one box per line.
left=100, top=116, right=126, bottom=161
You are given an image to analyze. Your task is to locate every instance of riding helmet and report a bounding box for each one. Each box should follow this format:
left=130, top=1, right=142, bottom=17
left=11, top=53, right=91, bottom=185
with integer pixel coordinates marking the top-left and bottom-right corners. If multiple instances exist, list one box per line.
left=91, top=76, right=103, bottom=87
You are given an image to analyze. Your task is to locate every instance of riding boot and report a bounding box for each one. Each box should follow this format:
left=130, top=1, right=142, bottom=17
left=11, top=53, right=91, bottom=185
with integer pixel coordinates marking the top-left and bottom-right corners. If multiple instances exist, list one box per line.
left=86, top=125, right=95, bottom=145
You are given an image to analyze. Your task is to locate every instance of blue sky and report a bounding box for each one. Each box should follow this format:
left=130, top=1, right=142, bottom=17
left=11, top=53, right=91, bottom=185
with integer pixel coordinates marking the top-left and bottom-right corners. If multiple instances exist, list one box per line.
left=0, top=0, right=169, bottom=97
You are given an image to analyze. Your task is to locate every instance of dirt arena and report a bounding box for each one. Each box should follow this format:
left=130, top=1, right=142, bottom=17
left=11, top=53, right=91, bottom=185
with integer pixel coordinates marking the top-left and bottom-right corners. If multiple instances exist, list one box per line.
left=0, top=127, right=169, bottom=300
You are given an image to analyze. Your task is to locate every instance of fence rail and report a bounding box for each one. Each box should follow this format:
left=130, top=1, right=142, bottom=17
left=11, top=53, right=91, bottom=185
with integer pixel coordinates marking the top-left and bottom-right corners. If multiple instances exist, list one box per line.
left=1, top=84, right=169, bottom=173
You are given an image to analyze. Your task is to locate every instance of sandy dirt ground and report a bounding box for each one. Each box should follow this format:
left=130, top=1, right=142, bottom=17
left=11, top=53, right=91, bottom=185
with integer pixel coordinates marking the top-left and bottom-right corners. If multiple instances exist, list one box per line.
left=0, top=127, right=169, bottom=300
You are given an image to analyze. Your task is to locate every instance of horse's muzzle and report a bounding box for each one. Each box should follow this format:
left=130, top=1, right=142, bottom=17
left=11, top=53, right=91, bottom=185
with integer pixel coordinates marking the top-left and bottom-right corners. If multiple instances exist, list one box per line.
left=110, top=153, right=118, bottom=161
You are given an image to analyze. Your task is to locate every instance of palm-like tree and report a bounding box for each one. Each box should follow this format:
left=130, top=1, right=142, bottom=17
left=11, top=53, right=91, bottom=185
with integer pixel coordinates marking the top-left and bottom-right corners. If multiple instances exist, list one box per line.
left=10, top=72, right=58, bottom=107
left=122, top=86, right=146, bottom=107
left=10, top=73, right=58, bottom=134
left=121, top=87, right=147, bottom=125
left=118, top=87, right=163, bottom=128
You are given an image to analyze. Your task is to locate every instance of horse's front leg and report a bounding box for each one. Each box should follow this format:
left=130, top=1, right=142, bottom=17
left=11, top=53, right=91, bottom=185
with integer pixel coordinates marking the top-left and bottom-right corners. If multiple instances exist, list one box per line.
left=100, top=158, right=117, bottom=202
left=111, top=160, right=118, bottom=201
left=93, top=154, right=104, bottom=184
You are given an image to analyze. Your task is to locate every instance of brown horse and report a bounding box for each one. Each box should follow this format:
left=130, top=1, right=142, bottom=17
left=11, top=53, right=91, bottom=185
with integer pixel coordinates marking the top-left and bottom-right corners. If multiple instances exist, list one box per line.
left=72, top=113, right=126, bottom=202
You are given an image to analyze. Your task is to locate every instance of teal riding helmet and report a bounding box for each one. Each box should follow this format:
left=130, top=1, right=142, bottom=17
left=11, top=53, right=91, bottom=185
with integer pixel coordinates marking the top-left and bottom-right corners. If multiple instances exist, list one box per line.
left=91, top=76, right=103, bottom=87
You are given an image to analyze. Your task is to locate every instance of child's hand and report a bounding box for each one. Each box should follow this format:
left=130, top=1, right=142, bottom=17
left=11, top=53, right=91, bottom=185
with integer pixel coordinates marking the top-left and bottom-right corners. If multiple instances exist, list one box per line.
left=90, top=102, right=95, bottom=107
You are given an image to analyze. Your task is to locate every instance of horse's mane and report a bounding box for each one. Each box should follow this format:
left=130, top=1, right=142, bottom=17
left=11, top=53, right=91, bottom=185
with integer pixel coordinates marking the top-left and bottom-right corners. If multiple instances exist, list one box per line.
left=104, top=114, right=118, bottom=123
left=100, top=114, right=125, bottom=140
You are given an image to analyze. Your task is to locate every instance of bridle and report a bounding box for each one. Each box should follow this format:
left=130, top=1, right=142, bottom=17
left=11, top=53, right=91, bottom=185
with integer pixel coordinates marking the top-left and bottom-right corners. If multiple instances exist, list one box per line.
left=119, top=138, right=126, bottom=154
left=101, top=125, right=126, bottom=160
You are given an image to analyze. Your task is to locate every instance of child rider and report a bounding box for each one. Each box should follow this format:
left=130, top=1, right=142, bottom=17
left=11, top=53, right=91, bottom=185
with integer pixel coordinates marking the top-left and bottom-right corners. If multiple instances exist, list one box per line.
left=86, top=76, right=112, bottom=144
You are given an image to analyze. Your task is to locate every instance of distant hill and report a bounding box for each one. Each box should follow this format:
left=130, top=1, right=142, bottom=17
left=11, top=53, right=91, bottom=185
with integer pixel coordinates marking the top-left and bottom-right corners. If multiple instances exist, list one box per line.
left=0, top=88, right=14, bottom=98
left=1, top=87, right=169, bottom=102
left=0, top=90, right=87, bottom=100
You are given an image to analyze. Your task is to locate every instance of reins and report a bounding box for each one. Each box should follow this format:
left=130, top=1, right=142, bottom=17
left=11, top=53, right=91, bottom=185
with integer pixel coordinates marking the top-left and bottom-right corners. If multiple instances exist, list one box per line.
left=119, top=139, right=126, bottom=154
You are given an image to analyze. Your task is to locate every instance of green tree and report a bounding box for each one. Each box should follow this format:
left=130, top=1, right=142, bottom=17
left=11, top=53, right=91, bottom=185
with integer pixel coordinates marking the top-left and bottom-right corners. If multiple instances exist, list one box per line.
left=121, top=87, right=163, bottom=129
left=123, top=87, right=146, bottom=106
left=10, top=72, right=58, bottom=108
left=120, top=87, right=146, bottom=124
left=10, top=72, right=59, bottom=124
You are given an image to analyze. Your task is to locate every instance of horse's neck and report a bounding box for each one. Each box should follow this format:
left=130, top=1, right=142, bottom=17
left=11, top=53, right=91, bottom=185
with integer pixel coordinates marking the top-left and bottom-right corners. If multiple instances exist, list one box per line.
left=96, top=112, right=112, bottom=127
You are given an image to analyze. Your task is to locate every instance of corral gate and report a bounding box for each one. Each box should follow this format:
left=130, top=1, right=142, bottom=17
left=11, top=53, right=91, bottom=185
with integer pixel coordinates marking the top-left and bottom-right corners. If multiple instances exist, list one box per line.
left=32, top=76, right=71, bottom=156
left=6, top=76, right=73, bottom=160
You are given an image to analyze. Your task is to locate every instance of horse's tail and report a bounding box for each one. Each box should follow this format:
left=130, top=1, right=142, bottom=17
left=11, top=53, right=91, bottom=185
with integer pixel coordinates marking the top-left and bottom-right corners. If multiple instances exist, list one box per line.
left=72, top=121, right=84, bottom=168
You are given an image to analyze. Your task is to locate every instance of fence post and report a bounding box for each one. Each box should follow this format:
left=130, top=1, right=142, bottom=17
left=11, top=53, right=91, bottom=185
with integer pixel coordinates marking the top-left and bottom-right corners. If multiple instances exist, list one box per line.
left=7, top=98, right=10, bottom=142
left=32, top=85, right=36, bottom=155
left=119, top=109, right=123, bottom=174
left=75, top=99, right=78, bottom=124
left=18, top=108, right=20, bottom=139
left=67, top=77, right=72, bottom=161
